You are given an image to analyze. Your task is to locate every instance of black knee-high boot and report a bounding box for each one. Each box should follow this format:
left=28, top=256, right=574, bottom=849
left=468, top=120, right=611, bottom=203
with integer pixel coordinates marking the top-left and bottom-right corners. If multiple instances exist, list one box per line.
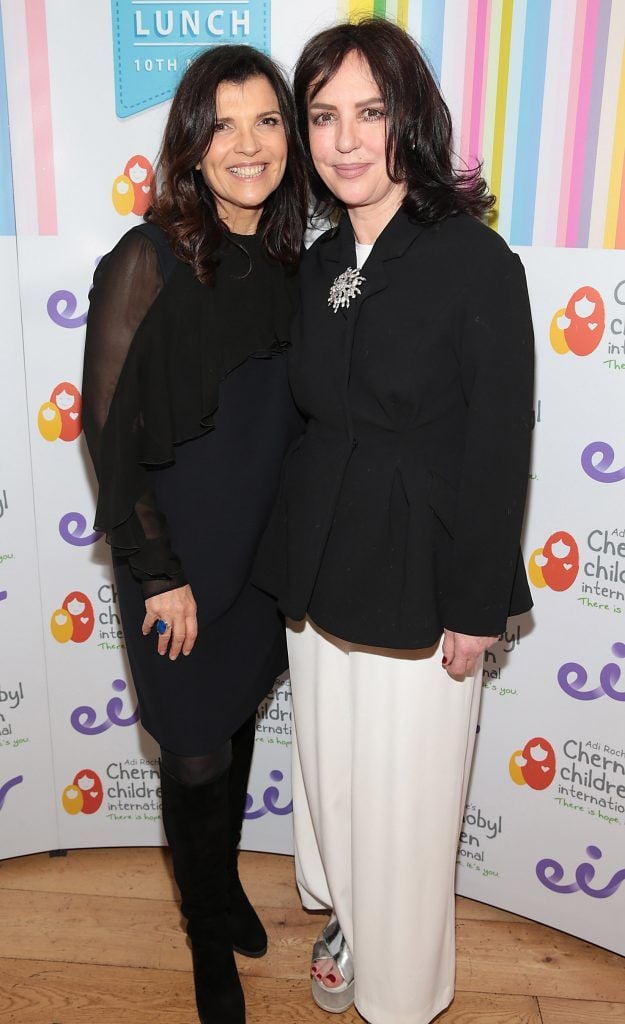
left=227, top=713, right=268, bottom=958
left=160, top=761, right=245, bottom=1024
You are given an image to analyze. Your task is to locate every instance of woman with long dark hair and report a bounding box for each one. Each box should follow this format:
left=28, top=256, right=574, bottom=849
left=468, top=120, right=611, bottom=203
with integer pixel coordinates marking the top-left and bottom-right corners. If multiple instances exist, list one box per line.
left=254, top=18, right=534, bottom=1024
left=82, top=46, right=306, bottom=1024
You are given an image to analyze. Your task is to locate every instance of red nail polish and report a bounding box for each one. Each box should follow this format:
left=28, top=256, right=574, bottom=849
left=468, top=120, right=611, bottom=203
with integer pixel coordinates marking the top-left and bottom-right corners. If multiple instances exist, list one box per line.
left=442, top=656, right=448, bottom=666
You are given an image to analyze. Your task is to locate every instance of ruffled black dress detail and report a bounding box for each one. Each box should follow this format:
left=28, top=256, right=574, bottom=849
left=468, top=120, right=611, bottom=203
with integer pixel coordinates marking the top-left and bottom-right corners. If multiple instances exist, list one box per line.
left=83, top=223, right=301, bottom=755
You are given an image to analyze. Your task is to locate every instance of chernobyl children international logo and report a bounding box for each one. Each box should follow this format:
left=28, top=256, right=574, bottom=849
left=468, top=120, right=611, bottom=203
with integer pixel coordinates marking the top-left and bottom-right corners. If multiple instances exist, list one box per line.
left=38, top=383, right=82, bottom=443
left=528, top=531, right=579, bottom=592
left=530, top=526, right=625, bottom=615
left=51, top=592, right=95, bottom=644
left=509, top=737, right=557, bottom=790
left=112, top=154, right=154, bottom=216
left=111, top=0, right=271, bottom=117
left=550, top=287, right=605, bottom=356
left=62, top=769, right=104, bottom=815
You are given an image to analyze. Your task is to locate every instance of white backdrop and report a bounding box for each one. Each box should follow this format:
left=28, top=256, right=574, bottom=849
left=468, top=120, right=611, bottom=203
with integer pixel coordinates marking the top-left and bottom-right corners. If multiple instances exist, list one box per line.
left=1, top=0, right=624, bottom=956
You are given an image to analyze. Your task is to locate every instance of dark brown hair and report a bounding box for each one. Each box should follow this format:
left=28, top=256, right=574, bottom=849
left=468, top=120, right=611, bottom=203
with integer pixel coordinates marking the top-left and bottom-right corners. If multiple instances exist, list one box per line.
left=148, top=45, right=307, bottom=283
left=294, top=18, right=495, bottom=224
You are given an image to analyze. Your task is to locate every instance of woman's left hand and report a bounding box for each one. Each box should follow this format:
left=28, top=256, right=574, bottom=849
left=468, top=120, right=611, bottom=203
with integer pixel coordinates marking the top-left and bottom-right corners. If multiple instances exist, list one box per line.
left=442, top=629, right=498, bottom=678
left=142, top=584, right=198, bottom=660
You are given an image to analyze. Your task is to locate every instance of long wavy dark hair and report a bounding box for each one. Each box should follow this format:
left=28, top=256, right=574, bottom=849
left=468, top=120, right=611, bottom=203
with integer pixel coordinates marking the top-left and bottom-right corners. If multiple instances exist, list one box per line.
left=294, top=18, right=495, bottom=224
left=148, top=45, right=308, bottom=284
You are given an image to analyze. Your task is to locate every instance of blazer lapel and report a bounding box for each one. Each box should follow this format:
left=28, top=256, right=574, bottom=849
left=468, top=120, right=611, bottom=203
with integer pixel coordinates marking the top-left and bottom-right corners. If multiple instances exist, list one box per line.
left=319, top=218, right=357, bottom=321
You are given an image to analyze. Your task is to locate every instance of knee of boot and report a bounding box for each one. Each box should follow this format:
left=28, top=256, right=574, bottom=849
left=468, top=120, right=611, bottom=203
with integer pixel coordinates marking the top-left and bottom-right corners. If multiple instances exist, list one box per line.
left=160, top=742, right=232, bottom=787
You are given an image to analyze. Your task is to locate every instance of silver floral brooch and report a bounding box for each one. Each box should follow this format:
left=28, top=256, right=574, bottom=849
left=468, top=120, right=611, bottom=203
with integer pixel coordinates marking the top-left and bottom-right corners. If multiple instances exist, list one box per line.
left=328, top=267, right=366, bottom=313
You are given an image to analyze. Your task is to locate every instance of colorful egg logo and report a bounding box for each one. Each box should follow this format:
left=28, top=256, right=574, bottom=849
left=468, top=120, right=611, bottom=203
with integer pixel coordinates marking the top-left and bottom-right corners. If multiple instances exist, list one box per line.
left=62, top=770, right=103, bottom=815
left=510, top=737, right=556, bottom=791
left=528, top=531, right=579, bottom=592
left=541, top=531, right=579, bottom=591
left=52, top=592, right=94, bottom=643
left=527, top=548, right=547, bottom=588
left=38, top=402, right=62, bottom=442
left=550, top=286, right=605, bottom=356
left=50, top=382, right=82, bottom=441
left=521, top=737, right=556, bottom=790
left=38, top=382, right=82, bottom=443
left=62, top=591, right=95, bottom=643
left=564, top=287, right=605, bottom=356
left=51, top=608, right=73, bottom=643
left=549, top=309, right=571, bottom=355
left=112, top=174, right=135, bottom=216
left=112, top=155, right=154, bottom=216
left=62, top=784, right=84, bottom=815
left=508, top=749, right=527, bottom=785
left=124, top=154, right=154, bottom=215
left=73, top=769, right=103, bottom=814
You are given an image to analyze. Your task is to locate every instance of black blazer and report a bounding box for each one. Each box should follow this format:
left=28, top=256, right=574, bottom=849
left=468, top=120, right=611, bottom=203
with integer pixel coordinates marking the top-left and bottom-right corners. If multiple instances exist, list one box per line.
left=254, top=208, right=534, bottom=649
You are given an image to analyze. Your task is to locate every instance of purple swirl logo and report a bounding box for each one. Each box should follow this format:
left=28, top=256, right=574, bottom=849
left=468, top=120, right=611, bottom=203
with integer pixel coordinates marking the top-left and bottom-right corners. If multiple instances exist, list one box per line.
left=244, top=770, right=292, bottom=820
left=59, top=512, right=103, bottom=547
left=558, top=643, right=625, bottom=701
left=537, top=845, right=625, bottom=899
left=47, top=288, right=88, bottom=329
left=581, top=442, right=625, bottom=484
left=0, top=775, right=23, bottom=811
left=70, top=679, right=139, bottom=735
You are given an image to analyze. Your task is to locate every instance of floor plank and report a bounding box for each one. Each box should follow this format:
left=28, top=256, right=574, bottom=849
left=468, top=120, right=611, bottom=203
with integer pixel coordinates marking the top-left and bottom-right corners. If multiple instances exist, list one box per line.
left=538, top=997, right=625, bottom=1024
left=0, top=847, right=623, bottom=1024
left=0, top=849, right=300, bottom=909
left=0, top=888, right=322, bottom=977
left=0, top=959, right=544, bottom=1024
left=433, top=993, right=541, bottom=1023
left=0, top=847, right=176, bottom=902
left=2, top=886, right=621, bottom=1000
left=455, top=896, right=528, bottom=925
left=456, top=919, right=624, bottom=1001
left=0, top=958, right=195, bottom=1024
left=0, top=849, right=545, bottom=924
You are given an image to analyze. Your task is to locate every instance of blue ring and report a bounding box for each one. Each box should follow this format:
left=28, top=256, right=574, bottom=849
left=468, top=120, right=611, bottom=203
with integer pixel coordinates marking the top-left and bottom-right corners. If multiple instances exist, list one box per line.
left=156, top=618, right=169, bottom=635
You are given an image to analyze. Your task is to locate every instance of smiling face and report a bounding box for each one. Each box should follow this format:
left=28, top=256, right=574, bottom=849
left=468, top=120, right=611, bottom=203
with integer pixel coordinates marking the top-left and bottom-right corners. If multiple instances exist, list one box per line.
left=307, top=50, right=406, bottom=240
left=195, top=74, right=287, bottom=234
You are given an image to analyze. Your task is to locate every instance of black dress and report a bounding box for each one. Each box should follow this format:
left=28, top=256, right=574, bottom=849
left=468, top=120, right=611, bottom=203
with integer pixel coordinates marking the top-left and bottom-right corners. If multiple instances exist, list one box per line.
left=83, top=224, right=301, bottom=755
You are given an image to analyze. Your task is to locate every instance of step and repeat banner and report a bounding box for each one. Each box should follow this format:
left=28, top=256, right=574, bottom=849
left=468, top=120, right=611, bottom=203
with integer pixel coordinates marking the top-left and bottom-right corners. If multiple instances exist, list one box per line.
left=1, top=0, right=624, bottom=956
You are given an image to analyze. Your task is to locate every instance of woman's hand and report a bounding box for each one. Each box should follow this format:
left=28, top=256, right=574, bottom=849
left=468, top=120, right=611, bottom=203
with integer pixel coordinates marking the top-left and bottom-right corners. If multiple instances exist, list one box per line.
left=142, top=584, right=198, bottom=660
left=442, top=629, right=498, bottom=679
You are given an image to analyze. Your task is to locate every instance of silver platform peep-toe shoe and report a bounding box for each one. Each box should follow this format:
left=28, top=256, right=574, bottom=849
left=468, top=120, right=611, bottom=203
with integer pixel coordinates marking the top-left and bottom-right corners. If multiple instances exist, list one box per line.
left=310, top=915, right=355, bottom=1013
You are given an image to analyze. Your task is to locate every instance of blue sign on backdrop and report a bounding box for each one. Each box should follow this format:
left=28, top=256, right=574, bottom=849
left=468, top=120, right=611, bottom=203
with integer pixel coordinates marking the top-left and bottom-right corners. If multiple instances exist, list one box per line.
left=111, top=0, right=271, bottom=118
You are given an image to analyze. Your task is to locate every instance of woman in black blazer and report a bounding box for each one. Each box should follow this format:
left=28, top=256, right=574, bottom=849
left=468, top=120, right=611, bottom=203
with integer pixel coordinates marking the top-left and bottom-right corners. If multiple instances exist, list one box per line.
left=254, top=18, right=534, bottom=1024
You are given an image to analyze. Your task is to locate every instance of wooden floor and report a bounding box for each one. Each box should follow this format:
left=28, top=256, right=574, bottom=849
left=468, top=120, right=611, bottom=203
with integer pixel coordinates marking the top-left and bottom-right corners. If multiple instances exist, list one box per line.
left=0, top=847, right=623, bottom=1023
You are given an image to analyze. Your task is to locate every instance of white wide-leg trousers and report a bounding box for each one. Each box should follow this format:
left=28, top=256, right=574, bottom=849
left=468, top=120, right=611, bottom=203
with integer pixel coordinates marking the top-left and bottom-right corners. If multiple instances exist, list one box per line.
left=287, top=618, right=483, bottom=1024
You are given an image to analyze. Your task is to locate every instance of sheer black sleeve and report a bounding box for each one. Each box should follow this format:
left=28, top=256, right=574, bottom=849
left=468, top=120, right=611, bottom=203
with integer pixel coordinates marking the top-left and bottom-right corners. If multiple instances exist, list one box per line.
left=82, top=230, right=187, bottom=598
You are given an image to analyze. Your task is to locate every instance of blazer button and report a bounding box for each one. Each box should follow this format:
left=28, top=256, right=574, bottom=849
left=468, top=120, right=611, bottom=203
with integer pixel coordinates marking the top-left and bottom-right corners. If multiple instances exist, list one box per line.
left=352, top=438, right=359, bottom=448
